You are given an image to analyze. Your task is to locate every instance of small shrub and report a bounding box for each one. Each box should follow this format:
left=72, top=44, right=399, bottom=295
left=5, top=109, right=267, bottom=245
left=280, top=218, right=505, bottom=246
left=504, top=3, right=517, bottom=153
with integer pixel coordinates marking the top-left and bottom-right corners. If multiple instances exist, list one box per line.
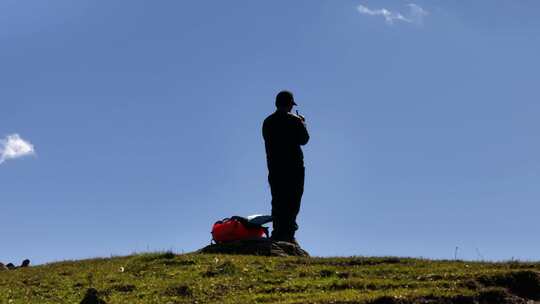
left=478, top=271, right=540, bottom=300
left=337, top=271, right=351, bottom=279
left=164, top=260, right=195, bottom=266
left=370, top=296, right=399, bottom=304
left=451, top=295, right=476, bottom=304
left=478, top=287, right=509, bottom=304
left=157, top=252, right=176, bottom=260
left=319, top=269, right=336, bottom=277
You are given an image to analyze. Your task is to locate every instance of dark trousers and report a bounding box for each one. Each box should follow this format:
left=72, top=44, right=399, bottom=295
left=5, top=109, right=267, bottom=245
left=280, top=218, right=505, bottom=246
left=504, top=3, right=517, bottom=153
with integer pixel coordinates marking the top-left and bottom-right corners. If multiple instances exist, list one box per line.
left=268, top=166, right=305, bottom=241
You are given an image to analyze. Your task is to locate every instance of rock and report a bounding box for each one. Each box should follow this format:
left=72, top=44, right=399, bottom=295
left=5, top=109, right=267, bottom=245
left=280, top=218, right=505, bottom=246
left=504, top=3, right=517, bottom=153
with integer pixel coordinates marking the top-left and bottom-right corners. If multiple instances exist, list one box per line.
left=80, top=288, right=107, bottom=304
left=20, top=259, right=30, bottom=268
left=197, top=238, right=309, bottom=257
left=0, top=260, right=30, bottom=271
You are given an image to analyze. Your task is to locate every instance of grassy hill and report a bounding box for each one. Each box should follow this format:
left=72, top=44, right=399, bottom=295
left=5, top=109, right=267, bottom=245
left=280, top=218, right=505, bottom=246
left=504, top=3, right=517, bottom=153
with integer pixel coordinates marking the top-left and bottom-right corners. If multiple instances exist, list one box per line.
left=1, top=252, right=539, bottom=303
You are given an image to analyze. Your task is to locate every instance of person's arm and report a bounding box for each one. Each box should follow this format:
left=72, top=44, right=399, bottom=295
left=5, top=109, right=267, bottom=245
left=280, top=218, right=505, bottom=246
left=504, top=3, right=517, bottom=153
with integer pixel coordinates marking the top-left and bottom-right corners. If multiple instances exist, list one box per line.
left=295, top=117, right=309, bottom=145
left=262, top=118, right=269, bottom=142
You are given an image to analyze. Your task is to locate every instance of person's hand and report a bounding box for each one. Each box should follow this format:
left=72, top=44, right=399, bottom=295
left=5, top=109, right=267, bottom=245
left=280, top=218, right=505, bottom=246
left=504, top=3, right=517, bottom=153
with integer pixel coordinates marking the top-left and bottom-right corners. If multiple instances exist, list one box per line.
left=295, top=110, right=306, bottom=122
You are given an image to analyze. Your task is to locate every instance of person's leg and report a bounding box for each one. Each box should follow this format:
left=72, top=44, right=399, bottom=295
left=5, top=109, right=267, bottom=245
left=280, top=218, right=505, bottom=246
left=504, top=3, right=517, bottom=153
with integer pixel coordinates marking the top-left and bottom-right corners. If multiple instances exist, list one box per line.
left=269, top=172, right=287, bottom=241
left=270, top=197, right=286, bottom=240
left=269, top=167, right=305, bottom=242
left=287, top=166, right=305, bottom=241
left=291, top=167, right=305, bottom=235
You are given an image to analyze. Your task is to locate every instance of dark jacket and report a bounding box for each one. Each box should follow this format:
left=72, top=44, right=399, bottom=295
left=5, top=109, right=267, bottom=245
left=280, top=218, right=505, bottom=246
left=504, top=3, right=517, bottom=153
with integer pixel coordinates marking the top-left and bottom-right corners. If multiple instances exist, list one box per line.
left=262, top=110, right=310, bottom=171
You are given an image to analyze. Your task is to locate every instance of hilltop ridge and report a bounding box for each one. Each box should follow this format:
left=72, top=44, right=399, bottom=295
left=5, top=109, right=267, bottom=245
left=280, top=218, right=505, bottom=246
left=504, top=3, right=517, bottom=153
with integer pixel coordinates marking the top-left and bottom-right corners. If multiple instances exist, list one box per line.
left=0, top=252, right=539, bottom=303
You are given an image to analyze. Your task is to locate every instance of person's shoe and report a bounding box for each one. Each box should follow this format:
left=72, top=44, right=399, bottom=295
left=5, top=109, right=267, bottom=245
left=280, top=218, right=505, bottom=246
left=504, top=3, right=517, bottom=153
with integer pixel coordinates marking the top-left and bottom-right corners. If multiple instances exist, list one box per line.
left=270, top=231, right=288, bottom=242
left=270, top=235, right=287, bottom=242
left=276, top=236, right=300, bottom=246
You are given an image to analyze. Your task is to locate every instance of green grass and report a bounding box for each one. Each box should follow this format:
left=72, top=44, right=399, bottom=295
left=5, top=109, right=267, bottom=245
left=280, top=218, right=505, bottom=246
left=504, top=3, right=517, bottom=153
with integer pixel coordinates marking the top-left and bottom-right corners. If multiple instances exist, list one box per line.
left=1, top=253, right=539, bottom=303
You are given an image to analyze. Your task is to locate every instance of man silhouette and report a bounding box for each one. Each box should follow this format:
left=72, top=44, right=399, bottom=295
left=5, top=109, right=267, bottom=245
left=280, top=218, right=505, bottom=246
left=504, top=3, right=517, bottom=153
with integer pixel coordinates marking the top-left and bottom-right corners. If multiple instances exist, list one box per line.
left=262, top=90, right=310, bottom=243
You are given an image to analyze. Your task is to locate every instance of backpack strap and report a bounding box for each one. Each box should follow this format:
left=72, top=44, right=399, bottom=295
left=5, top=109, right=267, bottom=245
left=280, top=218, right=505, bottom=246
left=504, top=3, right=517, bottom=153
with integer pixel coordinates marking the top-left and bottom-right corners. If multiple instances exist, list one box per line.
left=230, top=216, right=261, bottom=229
left=248, top=215, right=273, bottom=226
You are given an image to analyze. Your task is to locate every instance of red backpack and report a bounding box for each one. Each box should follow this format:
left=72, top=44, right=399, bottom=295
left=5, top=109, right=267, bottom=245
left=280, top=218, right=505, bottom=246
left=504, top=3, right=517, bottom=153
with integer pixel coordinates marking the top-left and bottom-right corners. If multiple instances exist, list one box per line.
left=211, top=215, right=272, bottom=243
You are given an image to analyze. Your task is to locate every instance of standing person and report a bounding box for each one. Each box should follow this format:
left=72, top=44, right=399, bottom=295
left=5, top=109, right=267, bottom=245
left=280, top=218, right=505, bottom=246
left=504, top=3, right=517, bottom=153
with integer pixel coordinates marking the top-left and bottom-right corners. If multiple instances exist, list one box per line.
left=262, top=90, right=310, bottom=243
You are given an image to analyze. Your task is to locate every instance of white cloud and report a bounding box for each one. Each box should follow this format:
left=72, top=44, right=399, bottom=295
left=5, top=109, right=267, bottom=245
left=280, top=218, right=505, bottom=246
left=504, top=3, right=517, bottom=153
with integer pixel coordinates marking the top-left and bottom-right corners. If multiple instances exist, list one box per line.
left=357, top=4, right=410, bottom=24
left=407, top=3, right=429, bottom=25
left=0, top=134, right=36, bottom=165
left=357, top=3, right=428, bottom=25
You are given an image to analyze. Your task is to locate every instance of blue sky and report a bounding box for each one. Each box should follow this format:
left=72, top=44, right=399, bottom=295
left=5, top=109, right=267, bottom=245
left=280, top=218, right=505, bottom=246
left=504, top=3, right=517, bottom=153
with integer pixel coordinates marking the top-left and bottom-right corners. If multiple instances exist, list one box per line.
left=1, top=0, right=539, bottom=265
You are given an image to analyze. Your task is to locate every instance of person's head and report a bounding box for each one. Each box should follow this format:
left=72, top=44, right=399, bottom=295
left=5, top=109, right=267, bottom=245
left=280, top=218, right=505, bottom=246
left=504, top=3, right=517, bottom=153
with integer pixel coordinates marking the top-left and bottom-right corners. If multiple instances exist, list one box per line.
left=275, top=90, right=297, bottom=112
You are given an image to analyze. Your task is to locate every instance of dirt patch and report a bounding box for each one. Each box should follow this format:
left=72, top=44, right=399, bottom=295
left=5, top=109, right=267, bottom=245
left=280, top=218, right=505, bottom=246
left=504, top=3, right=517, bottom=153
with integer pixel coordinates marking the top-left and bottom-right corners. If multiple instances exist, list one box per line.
left=110, top=284, right=136, bottom=293
left=163, top=284, right=192, bottom=297
left=79, top=288, right=107, bottom=304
